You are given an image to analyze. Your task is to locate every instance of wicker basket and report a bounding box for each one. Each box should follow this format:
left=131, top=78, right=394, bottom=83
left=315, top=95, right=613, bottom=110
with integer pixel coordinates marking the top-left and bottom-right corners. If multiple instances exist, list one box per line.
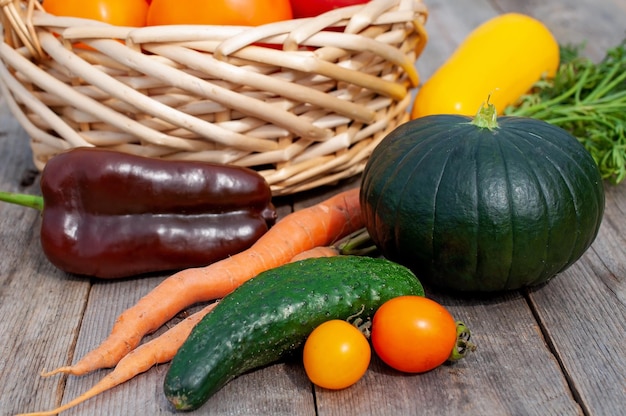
left=0, top=0, right=428, bottom=195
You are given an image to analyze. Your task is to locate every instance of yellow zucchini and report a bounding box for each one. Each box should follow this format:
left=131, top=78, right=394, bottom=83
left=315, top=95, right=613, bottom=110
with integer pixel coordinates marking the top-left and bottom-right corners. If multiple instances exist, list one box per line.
left=411, top=13, right=559, bottom=118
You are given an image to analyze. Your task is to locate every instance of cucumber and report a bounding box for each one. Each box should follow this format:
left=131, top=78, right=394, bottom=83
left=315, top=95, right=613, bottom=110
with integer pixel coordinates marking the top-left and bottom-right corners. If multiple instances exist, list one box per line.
left=163, top=255, right=424, bottom=411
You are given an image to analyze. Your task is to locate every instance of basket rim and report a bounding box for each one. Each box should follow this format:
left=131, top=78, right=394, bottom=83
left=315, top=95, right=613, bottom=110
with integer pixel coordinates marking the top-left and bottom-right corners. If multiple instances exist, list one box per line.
left=2, top=0, right=428, bottom=59
left=0, top=0, right=429, bottom=195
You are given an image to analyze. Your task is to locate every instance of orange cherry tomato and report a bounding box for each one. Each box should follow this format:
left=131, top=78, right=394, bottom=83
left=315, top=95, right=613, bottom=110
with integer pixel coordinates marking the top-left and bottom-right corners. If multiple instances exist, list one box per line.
left=147, top=0, right=293, bottom=26
left=303, top=319, right=371, bottom=390
left=371, top=296, right=457, bottom=373
left=42, top=0, right=148, bottom=27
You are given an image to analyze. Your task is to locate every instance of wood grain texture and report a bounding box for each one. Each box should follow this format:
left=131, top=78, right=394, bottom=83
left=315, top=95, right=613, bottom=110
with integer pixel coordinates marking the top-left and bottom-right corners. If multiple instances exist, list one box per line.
left=0, top=97, right=90, bottom=415
left=2, top=0, right=626, bottom=415
left=527, top=184, right=626, bottom=415
left=492, top=0, right=626, bottom=60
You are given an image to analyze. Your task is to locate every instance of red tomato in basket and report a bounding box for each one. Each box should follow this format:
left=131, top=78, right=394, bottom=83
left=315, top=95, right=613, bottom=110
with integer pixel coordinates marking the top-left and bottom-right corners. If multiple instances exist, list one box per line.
left=290, top=0, right=370, bottom=18
left=42, top=0, right=149, bottom=27
left=147, top=0, right=293, bottom=26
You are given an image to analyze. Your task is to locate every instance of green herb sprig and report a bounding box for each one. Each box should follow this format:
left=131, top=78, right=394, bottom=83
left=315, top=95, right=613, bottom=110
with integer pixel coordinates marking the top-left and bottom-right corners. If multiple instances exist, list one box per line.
left=506, top=39, right=626, bottom=184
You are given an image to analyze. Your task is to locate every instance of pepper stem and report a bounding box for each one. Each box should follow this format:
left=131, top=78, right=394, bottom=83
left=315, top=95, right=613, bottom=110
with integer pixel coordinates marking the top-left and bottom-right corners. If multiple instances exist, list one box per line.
left=448, top=321, right=477, bottom=361
left=472, top=98, right=499, bottom=130
left=0, top=191, right=44, bottom=211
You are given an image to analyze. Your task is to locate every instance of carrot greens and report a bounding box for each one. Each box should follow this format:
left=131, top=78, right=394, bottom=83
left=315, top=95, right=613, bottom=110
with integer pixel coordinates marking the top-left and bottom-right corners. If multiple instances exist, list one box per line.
left=506, top=39, right=626, bottom=184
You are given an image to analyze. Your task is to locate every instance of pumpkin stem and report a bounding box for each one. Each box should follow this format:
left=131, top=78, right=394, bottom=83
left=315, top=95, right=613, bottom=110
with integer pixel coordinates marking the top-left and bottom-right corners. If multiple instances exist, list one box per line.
left=472, top=100, right=499, bottom=130
left=448, top=321, right=477, bottom=361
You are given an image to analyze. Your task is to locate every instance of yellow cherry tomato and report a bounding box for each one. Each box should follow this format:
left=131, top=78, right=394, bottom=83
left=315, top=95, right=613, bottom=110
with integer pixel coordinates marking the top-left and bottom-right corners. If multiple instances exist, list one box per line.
left=412, top=13, right=559, bottom=118
left=303, top=319, right=371, bottom=390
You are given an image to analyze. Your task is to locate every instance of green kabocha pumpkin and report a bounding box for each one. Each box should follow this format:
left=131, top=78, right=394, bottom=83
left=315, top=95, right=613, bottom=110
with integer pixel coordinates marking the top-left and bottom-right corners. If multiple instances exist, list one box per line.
left=360, top=104, right=605, bottom=292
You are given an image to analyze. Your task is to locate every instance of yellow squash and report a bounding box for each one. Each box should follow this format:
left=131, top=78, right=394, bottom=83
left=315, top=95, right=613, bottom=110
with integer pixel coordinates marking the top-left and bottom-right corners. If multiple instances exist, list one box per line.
left=411, top=13, right=559, bottom=118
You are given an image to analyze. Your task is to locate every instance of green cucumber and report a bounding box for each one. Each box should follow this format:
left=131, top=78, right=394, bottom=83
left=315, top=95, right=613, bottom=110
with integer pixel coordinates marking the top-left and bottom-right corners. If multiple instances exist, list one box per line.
left=163, top=255, right=424, bottom=411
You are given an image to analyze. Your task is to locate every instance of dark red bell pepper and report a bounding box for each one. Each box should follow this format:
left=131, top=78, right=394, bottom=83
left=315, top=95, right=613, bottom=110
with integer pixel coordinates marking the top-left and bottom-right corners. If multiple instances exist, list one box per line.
left=0, top=147, right=276, bottom=278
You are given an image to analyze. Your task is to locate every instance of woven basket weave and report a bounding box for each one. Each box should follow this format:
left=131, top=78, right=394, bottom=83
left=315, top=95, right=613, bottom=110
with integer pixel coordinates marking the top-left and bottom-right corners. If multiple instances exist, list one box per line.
left=0, top=0, right=428, bottom=195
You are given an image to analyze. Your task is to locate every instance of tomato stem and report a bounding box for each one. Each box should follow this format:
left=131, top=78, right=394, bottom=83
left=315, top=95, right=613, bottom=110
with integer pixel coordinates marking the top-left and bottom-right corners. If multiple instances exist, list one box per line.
left=448, top=321, right=477, bottom=361
left=346, top=304, right=372, bottom=338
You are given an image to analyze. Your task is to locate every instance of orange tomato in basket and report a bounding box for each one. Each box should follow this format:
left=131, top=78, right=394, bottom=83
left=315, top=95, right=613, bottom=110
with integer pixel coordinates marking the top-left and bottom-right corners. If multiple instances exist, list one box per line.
left=147, top=0, right=293, bottom=26
left=42, top=0, right=149, bottom=27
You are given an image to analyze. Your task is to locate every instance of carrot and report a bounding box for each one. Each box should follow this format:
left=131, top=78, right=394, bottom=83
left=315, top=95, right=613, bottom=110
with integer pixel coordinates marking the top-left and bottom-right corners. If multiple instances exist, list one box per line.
left=20, top=241, right=345, bottom=415
left=44, top=188, right=363, bottom=377
left=289, top=245, right=339, bottom=261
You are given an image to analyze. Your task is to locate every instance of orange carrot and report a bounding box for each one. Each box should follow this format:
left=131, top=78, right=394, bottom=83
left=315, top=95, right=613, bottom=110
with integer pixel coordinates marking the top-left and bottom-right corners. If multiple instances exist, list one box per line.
left=21, top=241, right=345, bottom=415
left=45, top=188, right=363, bottom=377
left=289, top=245, right=339, bottom=261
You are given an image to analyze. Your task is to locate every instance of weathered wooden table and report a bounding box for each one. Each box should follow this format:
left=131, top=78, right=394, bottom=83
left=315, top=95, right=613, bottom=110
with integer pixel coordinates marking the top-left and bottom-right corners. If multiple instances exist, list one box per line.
left=2, top=0, right=625, bottom=415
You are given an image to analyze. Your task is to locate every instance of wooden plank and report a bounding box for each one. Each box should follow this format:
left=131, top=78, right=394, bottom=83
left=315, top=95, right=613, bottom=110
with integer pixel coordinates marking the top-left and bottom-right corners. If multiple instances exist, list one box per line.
left=576, top=184, right=626, bottom=317
left=526, top=184, right=626, bottom=415
left=189, top=362, right=315, bottom=416
left=412, top=0, right=500, bottom=109
left=58, top=274, right=170, bottom=416
left=0, top=98, right=91, bottom=415
left=493, top=0, right=626, bottom=60
left=315, top=292, right=582, bottom=416
left=54, top=275, right=312, bottom=415
left=416, top=0, right=499, bottom=78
